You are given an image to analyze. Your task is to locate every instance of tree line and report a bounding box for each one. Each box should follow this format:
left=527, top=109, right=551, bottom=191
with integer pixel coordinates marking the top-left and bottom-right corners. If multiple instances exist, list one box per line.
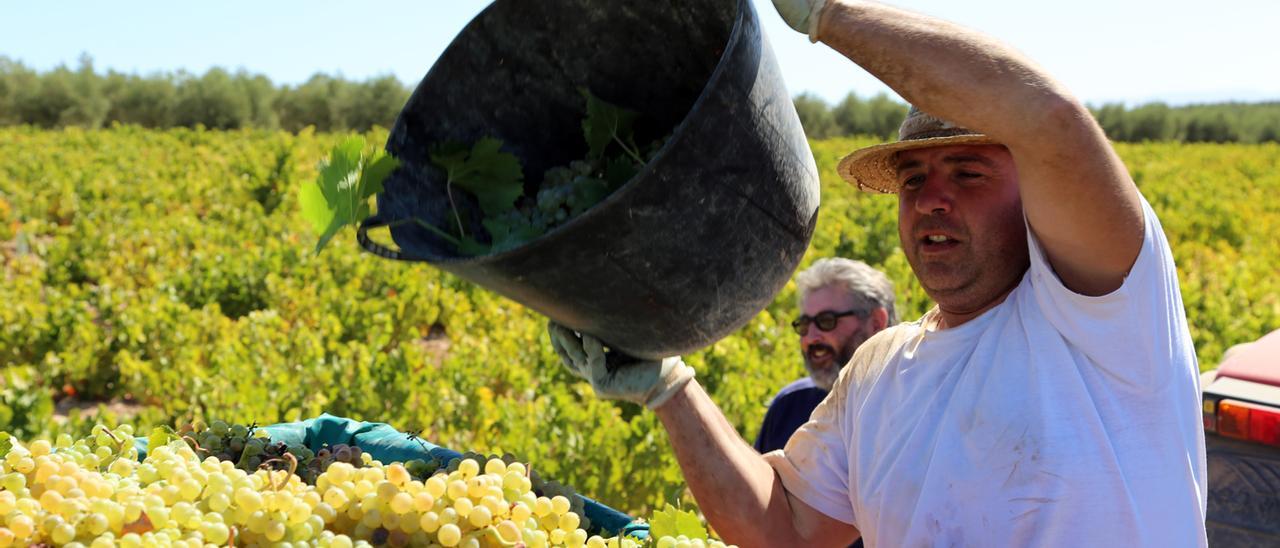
left=2, top=55, right=1278, bottom=143
left=0, top=55, right=410, bottom=132
left=793, top=91, right=1280, bottom=144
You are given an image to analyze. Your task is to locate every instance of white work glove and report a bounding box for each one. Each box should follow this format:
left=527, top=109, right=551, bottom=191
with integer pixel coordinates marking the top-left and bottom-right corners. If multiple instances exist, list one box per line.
left=547, top=322, right=695, bottom=410
left=770, top=0, right=828, bottom=42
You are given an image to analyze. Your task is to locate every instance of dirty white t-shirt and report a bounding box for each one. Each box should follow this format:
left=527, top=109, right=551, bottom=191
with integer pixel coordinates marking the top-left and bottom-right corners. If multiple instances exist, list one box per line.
left=765, top=198, right=1207, bottom=547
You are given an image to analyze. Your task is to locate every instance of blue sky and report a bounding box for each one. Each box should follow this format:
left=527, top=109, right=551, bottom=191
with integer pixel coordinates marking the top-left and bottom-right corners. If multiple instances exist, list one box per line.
left=3, top=1, right=1278, bottom=107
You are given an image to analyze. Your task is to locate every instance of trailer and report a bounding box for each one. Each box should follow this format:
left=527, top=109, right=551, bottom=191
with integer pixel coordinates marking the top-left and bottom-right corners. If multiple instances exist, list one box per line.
left=1201, top=329, right=1280, bottom=546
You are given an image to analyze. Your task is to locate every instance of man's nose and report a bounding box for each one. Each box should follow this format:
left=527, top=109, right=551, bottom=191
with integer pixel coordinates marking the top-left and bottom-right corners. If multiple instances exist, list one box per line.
left=913, top=175, right=954, bottom=215
left=801, top=328, right=824, bottom=345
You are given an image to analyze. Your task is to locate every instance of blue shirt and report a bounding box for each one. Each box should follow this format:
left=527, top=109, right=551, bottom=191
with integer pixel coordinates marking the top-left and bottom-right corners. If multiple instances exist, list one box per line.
left=753, top=377, right=829, bottom=453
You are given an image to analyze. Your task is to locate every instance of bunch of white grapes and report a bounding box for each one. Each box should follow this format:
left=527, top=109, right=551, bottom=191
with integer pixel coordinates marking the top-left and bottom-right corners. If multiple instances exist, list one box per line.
left=0, top=425, right=735, bottom=547
left=0, top=424, right=369, bottom=547
left=315, top=455, right=596, bottom=547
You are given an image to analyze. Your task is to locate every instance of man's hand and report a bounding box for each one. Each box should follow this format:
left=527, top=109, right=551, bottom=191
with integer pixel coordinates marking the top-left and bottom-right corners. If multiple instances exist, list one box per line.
left=770, top=0, right=828, bottom=41
left=547, top=322, right=695, bottom=409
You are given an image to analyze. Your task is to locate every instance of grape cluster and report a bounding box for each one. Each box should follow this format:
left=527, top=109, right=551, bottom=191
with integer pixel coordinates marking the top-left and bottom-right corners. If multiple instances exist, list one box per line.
left=447, top=452, right=590, bottom=531
left=0, top=426, right=368, bottom=546
left=313, top=453, right=591, bottom=547
left=464, top=127, right=671, bottom=256
left=536, top=160, right=597, bottom=224
left=300, top=444, right=370, bottom=486
left=652, top=536, right=733, bottom=548
left=183, top=420, right=317, bottom=481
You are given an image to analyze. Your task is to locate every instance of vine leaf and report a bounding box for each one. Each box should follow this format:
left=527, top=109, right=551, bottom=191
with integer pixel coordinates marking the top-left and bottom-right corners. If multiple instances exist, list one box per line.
left=300, top=137, right=399, bottom=254
left=483, top=216, right=542, bottom=254
left=582, top=89, right=640, bottom=162
left=649, top=504, right=708, bottom=540
left=429, top=138, right=524, bottom=216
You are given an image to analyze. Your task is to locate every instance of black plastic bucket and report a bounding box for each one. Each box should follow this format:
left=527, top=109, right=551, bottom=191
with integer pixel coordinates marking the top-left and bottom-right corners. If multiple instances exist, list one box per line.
left=360, top=0, right=820, bottom=359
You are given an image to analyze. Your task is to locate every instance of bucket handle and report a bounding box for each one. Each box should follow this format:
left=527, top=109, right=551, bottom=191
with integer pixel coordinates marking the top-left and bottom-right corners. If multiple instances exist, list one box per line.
left=357, top=215, right=419, bottom=262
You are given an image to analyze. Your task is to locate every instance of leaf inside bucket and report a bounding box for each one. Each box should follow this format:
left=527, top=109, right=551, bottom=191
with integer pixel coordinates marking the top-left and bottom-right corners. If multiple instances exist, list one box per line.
left=582, top=89, right=641, bottom=163
left=429, top=138, right=524, bottom=216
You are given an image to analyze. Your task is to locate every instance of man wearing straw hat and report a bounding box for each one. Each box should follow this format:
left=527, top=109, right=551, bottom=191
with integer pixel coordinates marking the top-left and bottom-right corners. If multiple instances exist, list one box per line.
left=548, top=0, right=1206, bottom=546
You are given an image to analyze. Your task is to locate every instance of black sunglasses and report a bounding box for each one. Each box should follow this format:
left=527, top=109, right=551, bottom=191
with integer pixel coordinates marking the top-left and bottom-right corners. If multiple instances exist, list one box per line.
left=791, top=309, right=864, bottom=336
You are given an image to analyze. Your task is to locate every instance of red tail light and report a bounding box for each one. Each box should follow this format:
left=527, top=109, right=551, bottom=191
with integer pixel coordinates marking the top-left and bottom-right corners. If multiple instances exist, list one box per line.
left=1216, top=399, right=1280, bottom=447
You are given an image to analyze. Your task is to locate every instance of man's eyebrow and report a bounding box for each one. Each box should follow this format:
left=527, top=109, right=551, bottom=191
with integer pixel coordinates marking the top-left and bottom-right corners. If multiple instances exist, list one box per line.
left=895, top=153, right=996, bottom=175
left=895, top=159, right=922, bottom=174
left=941, top=154, right=996, bottom=167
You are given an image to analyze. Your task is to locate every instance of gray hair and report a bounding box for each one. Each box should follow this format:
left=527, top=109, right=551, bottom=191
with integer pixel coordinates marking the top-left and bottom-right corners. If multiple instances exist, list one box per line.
left=795, top=258, right=898, bottom=326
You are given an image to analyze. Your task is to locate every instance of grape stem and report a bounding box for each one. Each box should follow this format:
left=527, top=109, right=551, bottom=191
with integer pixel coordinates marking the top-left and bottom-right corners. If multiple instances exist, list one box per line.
left=613, top=136, right=644, bottom=165
left=445, top=182, right=468, bottom=238
left=482, top=525, right=521, bottom=547
left=97, top=428, right=134, bottom=472
left=180, top=435, right=205, bottom=453
left=383, top=217, right=464, bottom=248
left=98, top=426, right=120, bottom=444
left=260, top=452, right=299, bottom=491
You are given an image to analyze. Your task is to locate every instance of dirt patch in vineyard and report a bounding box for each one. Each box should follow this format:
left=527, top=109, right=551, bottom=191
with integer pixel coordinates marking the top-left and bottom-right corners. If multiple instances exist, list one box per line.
left=414, top=322, right=451, bottom=368
left=0, top=232, right=51, bottom=268
left=52, top=396, right=149, bottom=424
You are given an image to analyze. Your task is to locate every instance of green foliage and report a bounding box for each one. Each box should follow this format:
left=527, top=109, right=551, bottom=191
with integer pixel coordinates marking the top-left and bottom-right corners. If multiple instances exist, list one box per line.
left=830, top=92, right=909, bottom=140
left=796, top=91, right=1280, bottom=144
left=582, top=90, right=641, bottom=162
left=1, top=127, right=1276, bottom=522
left=173, top=67, right=254, bottom=130
left=4, top=54, right=1274, bottom=144
left=798, top=92, right=909, bottom=140
left=300, top=136, right=398, bottom=253
left=792, top=92, right=839, bottom=139
left=648, top=504, right=708, bottom=539
left=1091, top=101, right=1280, bottom=144
left=0, top=56, right=410, bottom=132
left=430, top=139, right=525, bottom=216
left=12, top=54, right=110, bottom=128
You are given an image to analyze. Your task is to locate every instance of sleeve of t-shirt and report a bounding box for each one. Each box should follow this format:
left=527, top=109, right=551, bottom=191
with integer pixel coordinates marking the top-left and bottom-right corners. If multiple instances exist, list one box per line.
left=762, top=369, right=856, bottom=525
left=1026, top=194, right=1194, bottom=388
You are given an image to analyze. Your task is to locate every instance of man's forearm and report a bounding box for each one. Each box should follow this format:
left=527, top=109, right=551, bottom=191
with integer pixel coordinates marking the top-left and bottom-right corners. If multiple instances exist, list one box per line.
left=654, top=380, right=838, bottom=547
left=816, top=0, right=1076, bottom=145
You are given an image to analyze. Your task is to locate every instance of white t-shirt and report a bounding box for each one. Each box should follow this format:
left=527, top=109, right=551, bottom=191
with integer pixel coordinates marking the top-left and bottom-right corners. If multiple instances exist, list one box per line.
left=765, top=198, right=1207, bottom=547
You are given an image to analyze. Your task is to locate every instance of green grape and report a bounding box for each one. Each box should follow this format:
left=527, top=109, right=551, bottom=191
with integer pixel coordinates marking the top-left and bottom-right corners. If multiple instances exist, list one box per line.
left=437, top=523, right=462, bottom=547
left=551, top=495, right=572, bottom=515
left=467, top=504, right=492, bottom=528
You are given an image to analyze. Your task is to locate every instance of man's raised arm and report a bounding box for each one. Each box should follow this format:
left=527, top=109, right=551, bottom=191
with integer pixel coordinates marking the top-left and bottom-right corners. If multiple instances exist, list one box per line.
left=800, top=0, right=1144, bottom=295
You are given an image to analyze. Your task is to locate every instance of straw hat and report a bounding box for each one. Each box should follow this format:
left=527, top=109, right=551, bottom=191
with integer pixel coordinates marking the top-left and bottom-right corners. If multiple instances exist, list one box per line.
left=836, top=106, right=998, bottom=194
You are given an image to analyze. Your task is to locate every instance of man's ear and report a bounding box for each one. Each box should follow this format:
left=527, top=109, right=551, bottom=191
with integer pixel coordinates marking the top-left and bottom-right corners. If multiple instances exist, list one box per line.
left=871, top=307, right=889, bottom=332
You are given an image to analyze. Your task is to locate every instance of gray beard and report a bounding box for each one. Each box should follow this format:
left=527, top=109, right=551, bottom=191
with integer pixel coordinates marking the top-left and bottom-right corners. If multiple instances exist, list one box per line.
left=802, top=330, right=868, bottom=391
left=805, top=361, right=841, bottom=392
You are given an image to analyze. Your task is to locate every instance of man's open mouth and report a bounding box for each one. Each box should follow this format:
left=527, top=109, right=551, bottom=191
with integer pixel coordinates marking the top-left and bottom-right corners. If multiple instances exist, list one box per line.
left=920, top=233, right=961, bottom=252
